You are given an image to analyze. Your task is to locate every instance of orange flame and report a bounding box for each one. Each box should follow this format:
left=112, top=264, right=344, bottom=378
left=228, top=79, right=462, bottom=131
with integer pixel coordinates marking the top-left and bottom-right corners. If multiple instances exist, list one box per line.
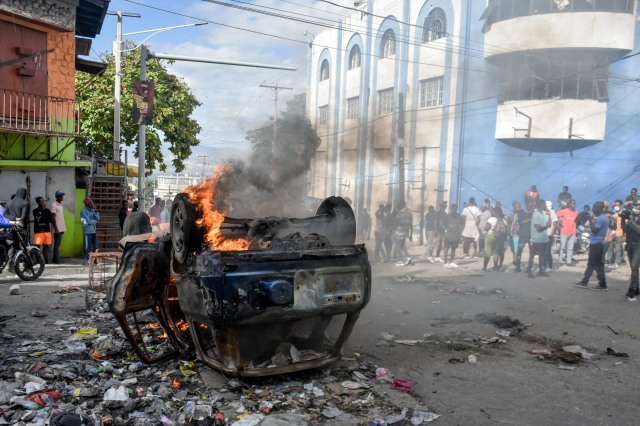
left=149, top=323, right=161, bottom=329
left=176, top=319, right=189, bottom=332
left=183, top=164, right=252, bottom=251
left=158, top=332, right=168, bottom=339
left=172, top=378, right=180, bottom=388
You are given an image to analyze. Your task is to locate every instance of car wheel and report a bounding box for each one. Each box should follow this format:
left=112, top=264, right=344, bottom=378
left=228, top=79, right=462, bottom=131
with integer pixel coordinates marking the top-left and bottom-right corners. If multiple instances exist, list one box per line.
left=315, top=196, right=356, bottom=246
left=171, top=193, right=200, bottom=263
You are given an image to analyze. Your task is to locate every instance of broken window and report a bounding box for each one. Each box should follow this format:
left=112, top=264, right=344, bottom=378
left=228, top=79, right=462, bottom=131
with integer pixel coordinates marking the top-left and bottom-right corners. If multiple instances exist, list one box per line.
left=319, top=106, right=328, bottom=125
left=347, top=97, right=359, bottom=119
left=497, top=52, right=609, bottom=104
left=419, top=76, right=444, bottom=108
left=378, top=89, right=393, bottom=115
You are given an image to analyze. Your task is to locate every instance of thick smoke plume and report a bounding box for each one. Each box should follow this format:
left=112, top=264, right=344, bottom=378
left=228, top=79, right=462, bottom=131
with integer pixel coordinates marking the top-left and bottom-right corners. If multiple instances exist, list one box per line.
left=208, top=99, right=321, bottom=218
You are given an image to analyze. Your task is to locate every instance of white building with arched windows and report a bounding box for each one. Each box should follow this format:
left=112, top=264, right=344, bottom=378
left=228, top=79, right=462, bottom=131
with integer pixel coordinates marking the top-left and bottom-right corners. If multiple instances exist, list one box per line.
left=307, top=0, right=640, bottom=235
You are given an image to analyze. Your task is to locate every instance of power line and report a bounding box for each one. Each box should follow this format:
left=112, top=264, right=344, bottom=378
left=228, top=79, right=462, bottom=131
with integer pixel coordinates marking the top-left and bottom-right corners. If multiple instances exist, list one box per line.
left=124, top=0, right=499, bottom=75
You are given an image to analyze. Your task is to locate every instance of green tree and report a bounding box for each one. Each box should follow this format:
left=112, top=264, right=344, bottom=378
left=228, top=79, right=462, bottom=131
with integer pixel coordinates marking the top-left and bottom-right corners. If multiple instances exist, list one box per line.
left=281, top=92, right=306, bottom=118
left=75, top=41, right=202, bottom=173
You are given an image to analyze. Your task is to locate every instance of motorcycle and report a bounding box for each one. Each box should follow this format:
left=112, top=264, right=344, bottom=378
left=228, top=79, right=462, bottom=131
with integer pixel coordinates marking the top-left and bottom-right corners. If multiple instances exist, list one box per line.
left=0, top=222, right=45, bottom=281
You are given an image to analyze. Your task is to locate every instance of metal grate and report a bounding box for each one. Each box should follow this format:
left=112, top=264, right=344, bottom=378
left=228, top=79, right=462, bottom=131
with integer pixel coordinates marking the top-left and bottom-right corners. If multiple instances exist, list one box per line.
left=88, top=177, right=125, bottom=250
left=88, top=252, right=122, bottom=290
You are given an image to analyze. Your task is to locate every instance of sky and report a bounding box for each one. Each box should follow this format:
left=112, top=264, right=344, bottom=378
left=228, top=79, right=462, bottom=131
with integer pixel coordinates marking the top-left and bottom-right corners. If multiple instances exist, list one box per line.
left=88, top=0, right=345, bottom=176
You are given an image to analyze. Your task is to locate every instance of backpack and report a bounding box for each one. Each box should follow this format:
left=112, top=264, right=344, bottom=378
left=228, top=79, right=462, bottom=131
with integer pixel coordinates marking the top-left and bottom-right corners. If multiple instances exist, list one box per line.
left=493, top=219, right=507, bottom=238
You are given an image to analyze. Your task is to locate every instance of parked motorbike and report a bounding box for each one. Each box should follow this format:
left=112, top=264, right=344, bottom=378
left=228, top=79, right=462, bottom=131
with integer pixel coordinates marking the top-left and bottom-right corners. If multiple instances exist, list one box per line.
left=0, top=222, right=45, bottom=281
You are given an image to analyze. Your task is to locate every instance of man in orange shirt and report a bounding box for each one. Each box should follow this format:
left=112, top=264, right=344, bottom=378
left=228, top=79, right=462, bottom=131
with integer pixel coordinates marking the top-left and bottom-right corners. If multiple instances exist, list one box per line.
left=557, top=199, right=579, bottom=266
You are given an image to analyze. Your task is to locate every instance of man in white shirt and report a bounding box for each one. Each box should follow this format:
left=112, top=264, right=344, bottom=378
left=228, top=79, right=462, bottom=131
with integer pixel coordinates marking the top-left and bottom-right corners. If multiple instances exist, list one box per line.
left=544, top=200, right=558, bottom=270
left=461, top=197, right=481, bottom=259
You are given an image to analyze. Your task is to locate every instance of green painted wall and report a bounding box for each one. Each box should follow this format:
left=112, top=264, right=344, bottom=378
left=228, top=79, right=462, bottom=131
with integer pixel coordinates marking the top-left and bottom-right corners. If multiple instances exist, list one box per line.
left=0, top=125, right=75, bottom=161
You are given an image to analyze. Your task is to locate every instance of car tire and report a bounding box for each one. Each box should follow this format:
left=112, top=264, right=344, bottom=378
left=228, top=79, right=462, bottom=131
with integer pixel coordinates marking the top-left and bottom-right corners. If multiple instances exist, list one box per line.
left=171, top=193, right=201, bottom=263
left=315, top=196, right=356, bottom=246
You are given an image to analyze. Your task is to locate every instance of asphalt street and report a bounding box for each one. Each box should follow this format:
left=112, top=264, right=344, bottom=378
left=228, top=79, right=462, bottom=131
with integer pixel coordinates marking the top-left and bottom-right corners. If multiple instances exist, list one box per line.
left=1, top=243, right=639, bottom=426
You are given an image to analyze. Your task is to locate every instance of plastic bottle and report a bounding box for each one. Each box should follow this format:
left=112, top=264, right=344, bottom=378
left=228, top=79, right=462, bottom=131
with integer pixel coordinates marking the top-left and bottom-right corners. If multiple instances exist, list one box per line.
left=468, top=355, right=477, bottom=364
left=12, top=398, right=41, bottom=410
left=14, top=373, right=46, bottom=384
left=128, top=362, right=143, bottom=372
left=60, top=371, right=77, bottom=380
left=183, top=401, right=196, bottom=419
left=101, top=362, right=115, bottom=373
left=85, top=365, right=99, bottom=376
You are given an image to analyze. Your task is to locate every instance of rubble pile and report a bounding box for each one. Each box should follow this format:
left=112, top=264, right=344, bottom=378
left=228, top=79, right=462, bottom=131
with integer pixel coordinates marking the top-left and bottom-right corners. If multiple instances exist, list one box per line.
left=0, top=290, right=440, bottom=426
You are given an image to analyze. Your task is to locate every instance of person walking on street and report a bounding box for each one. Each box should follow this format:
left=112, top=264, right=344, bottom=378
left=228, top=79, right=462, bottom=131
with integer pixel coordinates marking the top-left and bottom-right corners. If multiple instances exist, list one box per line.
left=576, top=201, right=609, bottom=290
left=544, top=200, right=558, bottom=270
left=443, top=204, right=464, bottom=268
left=3, top=188, right=29, bottom=223
left=481, top=207, right=507, bottom=272
left=161, top=200, right=172, bottom=224
left=620, top=199, right=640, bottom=300
left=393, top=201, right=413, bottom=260
left=525, top=185, right=539, bottom=206
left=606, top=201, right=624, bottom=268
left=382, top=204, right=394, bottom=263
left=362, top=208, right=372, bottom=241
left=50, top=191, right=66, bottom=264
left=557, top=199, right=579, bottom=266
left=515, top=199, right=535, bottom=272
left=557, top=186, right=572, bottom=210
left=462, top=198, right=481, bottom=259
left=507, top=202, right=521, bottom=265
left=119, top=200, right=129, bottom=231
left=32, top=197, right=53, bottom=264
left=422, top=205, right=436, bottom=261
left=478, top=203, right=491, bottom=256
left=374, top=204, right=387, bottom=262
left=432, top=201, right=448, bottom=262
left=526, top=199, right=551, bottom=279
left=625, top=188, right=637, bottom=211
left=81, top=198, right=100, bottom=265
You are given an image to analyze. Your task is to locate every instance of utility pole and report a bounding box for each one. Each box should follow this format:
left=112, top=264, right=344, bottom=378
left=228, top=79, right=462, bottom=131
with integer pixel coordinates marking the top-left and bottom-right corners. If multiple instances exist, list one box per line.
left=106, top=11, right=141, bottom=162
left=260, top=83, right=292, bottom=148
left=196, top=154, right=210, bottom=182
left=138, top=44, right=147, bottom=210
left=397, top=93, right=406, bottom=204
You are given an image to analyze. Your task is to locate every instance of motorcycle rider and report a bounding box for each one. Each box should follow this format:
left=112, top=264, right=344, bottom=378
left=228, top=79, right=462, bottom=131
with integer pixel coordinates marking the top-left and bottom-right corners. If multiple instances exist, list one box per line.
left=620, top=198, right=640, bottom=301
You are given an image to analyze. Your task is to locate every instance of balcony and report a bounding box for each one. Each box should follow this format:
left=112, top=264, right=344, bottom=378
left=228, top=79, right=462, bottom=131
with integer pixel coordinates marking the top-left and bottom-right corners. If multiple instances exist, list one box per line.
left=495, top=99, right=607, bottom=152
left=480, top=0, right=635, bottom=57
left=1, top=89, right=80, bottom=137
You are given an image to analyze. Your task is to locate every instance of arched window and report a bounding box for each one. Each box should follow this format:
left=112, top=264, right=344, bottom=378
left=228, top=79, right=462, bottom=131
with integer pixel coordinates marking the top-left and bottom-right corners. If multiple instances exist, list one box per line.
left=349, top=45, right=361, bottom=70
left=380, top=29, right=395, bottom=59
left=422, top=8, right=446, bottom=43
left=320, top=60, right=330, bottom=82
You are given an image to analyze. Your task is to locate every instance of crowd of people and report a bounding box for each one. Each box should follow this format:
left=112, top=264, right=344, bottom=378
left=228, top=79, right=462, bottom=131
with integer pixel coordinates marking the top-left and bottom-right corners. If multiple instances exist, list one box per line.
left=414, top=185, right=640, bottom=301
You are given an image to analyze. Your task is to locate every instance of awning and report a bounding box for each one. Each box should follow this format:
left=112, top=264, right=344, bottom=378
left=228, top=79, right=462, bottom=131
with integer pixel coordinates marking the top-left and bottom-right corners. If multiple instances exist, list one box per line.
left=76, top=57, right=108, bottom=75
left=105, top=163, right=149, bottom=177
left=479, top=0, right=498, bottom=20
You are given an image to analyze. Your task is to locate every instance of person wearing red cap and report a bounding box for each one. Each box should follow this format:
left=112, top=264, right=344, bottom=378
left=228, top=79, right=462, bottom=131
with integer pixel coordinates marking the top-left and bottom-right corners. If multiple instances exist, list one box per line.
left=80, top=198, right=100, bottom=265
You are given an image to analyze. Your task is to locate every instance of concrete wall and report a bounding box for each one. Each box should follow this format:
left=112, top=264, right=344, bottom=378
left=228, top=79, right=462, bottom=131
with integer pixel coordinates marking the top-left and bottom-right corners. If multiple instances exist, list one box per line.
left=484, top=12, right=636, bottom=56
left=495, top=99, right=608, bottom=140
left=0, top=0, right=76, bottom=30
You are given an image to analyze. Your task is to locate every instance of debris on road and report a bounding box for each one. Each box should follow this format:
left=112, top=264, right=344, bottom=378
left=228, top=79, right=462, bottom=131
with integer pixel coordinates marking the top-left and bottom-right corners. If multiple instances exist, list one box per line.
left=606, top=348, right=629, bottom=358
left=532, top=350, right=552, bottom=356
left=562, top=345, right=593, bottom=360
left=9, top=285, right=20, bottom=295
left=390, top=378, right=418, bottom=393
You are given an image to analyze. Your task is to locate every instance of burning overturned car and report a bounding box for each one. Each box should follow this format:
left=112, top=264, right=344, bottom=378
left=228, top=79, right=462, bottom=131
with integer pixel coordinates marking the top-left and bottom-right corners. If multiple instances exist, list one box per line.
left=107, top=166, right=371, bottom=377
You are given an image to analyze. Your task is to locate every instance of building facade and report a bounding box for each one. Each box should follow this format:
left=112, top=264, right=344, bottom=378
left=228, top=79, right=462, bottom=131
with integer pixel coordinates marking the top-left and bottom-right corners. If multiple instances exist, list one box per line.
left=0, top=0, right=109, bottom=256
left=156, top=175, right=202, bottom=200
left=307, top=0, right=640, bottom=231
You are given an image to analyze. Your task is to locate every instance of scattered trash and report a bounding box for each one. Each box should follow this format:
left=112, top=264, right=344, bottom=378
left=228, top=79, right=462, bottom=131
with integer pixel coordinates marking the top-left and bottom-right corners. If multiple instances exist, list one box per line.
left=557, top=365, right=575, bottom=371
left=31, top=311, right=47, bottom=317
left=9, top=284, right=20, bottom=295
left=607, top=325, right=619, bottom=335
left=395, top=340, right=423, bottom=346
left=103, top=386, right=129, bottom=401
left=411, top=411, right=440, bottom=424
left=606, top=347, right=629, bottom=358
left=53, top=285, right=79, bottom=294
left=532, top=350, right=552, bottom=356
left=50, top=305, right=64, bottom=309
left=468, top=355, right=477, bottom=364
left=394, top=275, right=413, bottom=282
left=73, top=328, right=98, bottom=340
left=562, top=345, right=593, bottom=360
left=390, top=378, right=418, bottom=393
left=496, top=331, right=510, bottom=337
left=448, top=358, right=465, bottom=364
